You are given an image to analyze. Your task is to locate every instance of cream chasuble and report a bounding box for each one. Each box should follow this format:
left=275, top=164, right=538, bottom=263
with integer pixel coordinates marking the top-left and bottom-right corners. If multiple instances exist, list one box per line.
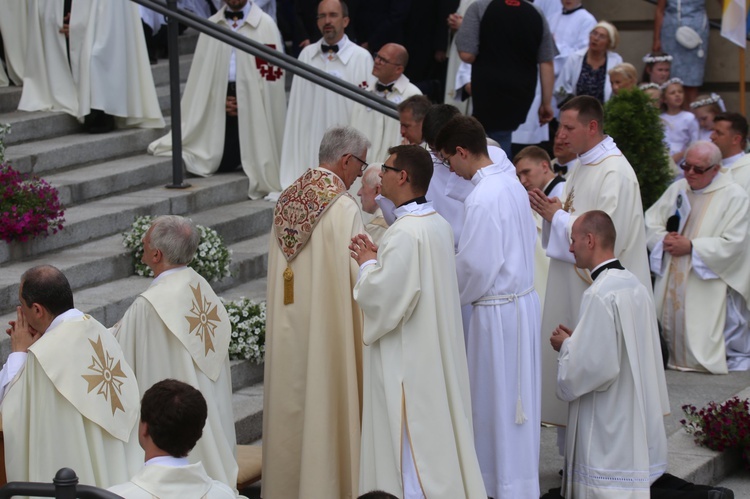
left=541, top=136, right=650, bottom=426
left=0, top=0, right=27, bottom=86
left=444, top=0, right=476, bottom=114
left=645, top=175, right=750, bottom=374
left=2, top=314, right=142, bottom=488
left=558, top=269, right=669, bottom=499
left=354, top=203, right=486, bottom=499
left=19, top=0, right=164, bottom=128
left=724, top=153, right=750, bottom=195
left=455, top=163, right=542, bottom=499
left=113, top=267, right=238, bottom=490
left=350, top=74, right=422, bottom=163
left=109, top=463, right=236, bottom=499
left=148, top=4, right=285, bottom=199
left=364, top=207, right=389, bottom=245
left=263, top=168, right=365, bottom=499
left=278, top=38, right=373, bottom=190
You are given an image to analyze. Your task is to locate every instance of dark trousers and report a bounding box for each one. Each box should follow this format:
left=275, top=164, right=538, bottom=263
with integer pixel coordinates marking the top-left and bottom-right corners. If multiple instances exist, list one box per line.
left=541, top=473, right=732, bottom=498
left=217, top=82, right=241, bottom=173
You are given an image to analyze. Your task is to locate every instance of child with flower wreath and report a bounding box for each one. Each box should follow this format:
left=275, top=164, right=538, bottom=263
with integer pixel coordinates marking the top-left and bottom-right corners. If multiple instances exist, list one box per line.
left=641, top=51, right=672, bottom=86
left=660, top=78, right=700, bottom=164
left=690, top=93, right=726, bottom=141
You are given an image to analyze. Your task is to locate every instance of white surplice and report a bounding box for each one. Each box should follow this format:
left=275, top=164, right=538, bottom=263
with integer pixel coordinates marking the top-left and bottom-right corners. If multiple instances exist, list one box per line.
left=278, top=36, right=373, bottom=189
left=20, top=0, right=164, bottom=128
left=455, top=162, right=542, bottom=499
left=148, top=4, right=284, bottom=199
left=2, top=313, right=142, bottom=488
left=355, top=202, right=486, bottom=499
left=541, top=136, right=651, bottom=426
left=547, top=6, right=597, bottom=77
left=558, top=268, right=669, bottom=499
left=645, top=175, right=750, bottom=373
left=109, top=461, right=236, bottom=499
left=350, top=74, right=422, bottom=163
left=113, top=267, right=238, bottom=490
left=723, top=153, right=750, bottom=194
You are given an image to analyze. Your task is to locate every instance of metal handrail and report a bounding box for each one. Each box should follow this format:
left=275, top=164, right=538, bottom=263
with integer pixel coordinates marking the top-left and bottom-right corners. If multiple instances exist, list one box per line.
left=0, top=468, right=123, bottom=499
left=129, top=0, right=399, bottom=118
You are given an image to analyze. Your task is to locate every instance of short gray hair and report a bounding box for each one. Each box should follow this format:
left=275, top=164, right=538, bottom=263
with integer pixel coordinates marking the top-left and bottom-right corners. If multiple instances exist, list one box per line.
left=318, top=126, right=371, bottom=165
left=686, top=140, right=722, bottom=167
left=362, top=164, right=382, bottom=187
left=149, top=215, right=200, bottom=266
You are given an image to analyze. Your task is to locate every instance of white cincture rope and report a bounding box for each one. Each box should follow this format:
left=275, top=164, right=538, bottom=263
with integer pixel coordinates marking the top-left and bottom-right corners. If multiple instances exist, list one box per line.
left=473, top=286, right=535, bottom=424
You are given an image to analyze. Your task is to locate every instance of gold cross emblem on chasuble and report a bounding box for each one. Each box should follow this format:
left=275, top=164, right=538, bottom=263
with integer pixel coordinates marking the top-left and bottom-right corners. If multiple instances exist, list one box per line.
left=81, top=336, right=128, bottom=415
left=185, top=283, right=222, bottom=355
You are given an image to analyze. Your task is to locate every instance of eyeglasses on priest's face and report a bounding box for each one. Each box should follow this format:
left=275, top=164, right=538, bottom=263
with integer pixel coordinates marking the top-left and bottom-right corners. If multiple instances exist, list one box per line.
left=374, top=54, right=400, bottom=66
left=344, top=153, right=368, bottom=172
left=437, top=152, right=454, bottom=168
left=380, top=164, right=402, bottom=174
left=680, top=162, right=715, bottom=175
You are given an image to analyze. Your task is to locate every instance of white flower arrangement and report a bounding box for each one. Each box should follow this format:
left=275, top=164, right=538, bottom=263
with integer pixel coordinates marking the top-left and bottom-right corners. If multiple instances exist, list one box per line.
left=223, top=297, right=266, bottom=364
left=122, top=215, right=232, bottom=282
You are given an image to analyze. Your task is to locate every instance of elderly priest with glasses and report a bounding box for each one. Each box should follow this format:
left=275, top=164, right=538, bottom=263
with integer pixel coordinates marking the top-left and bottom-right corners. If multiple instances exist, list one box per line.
left=646, top=140, right=750, bottom=374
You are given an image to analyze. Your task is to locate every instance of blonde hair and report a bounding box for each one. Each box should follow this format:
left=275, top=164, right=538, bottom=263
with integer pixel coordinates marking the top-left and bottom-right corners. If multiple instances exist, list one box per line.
left=608, top=63, right=637, bottom=84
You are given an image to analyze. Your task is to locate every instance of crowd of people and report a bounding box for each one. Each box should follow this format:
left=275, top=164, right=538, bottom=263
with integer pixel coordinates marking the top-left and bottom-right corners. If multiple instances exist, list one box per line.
left=1, top=0, right=749, bottom=498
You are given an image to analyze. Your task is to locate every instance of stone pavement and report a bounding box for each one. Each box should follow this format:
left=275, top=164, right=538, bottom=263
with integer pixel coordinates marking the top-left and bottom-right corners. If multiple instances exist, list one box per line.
left=239, top=369, right=750, bottom=498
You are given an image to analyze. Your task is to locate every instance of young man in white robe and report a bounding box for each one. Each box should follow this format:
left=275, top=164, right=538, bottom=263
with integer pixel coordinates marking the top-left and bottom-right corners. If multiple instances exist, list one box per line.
left=109, top=380, right=236, bottom=499
left=645, top=141, right=750, bottom=373
left=263, top=126, right=370, bottom=499
left=1, top=265, right=142, bottom=489
left=276, top=0, right=373, bottom=192
left=711, top=112, right=750, bottom=194
left=148, top=0, right=285, bottom=199
left=436, top=115, right=542, bottom=499
left=550, top=210, right=669, bottom=498
left=111, top=215, right=238, bottom=490
left=19, top=0, right=164, bottom=130
left=529, top=95, right=651, bottom=428
left=350, top=145, right=486, bottom=499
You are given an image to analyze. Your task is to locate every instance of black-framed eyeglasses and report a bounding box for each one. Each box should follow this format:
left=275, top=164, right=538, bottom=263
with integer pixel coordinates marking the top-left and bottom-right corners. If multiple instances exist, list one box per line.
left=374, top=54, right=400, bottom=66
left=345, top=153, right=368, bottom=172
left=680, top=162, right=715, bottom=175
left=438, top=152, right=454, bottom=168
left=381, top=164, right=402, bottom=174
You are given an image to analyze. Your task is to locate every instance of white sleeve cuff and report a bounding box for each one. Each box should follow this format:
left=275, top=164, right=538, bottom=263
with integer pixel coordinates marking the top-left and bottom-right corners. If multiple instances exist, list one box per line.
left=545, top=210, right=576, bottom=264
left=357, top=259, right=378, bottom=281
left=692, top=248, right=719, bottom=280
left=650, top=240, right=665, bottom=276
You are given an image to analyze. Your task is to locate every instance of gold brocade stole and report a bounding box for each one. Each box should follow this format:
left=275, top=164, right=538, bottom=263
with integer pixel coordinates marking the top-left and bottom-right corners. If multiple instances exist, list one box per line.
left=273, top=169, right=346, bottom=304
left=662, top=190, right=713, bottom=368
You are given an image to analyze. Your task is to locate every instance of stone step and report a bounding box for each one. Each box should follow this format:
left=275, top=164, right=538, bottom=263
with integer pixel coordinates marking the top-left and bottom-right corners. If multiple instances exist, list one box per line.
left=233, top=381, right=264, bottom=445
left=150, top=53, right=195, bottom=89
left=48, top=154, right=173, bottom=207
left=1, top=110, right=82, bottom=146
left=0, top=200, right=273, bottom=315
left=0, top=232, right=270, bottom=359
left=4, top=124, right=168, bottom=176
left=0, top=171, right=252, bottom=265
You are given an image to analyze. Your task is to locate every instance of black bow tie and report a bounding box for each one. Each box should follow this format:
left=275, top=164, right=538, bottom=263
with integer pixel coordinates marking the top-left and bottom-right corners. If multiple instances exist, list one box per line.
left=553, top=163, right=568, bottom=175
left=376, top=82, right=395, bottom=93
left=225, top=9, right=244, bottom=20
left=321, top=44, right=339, bottom=54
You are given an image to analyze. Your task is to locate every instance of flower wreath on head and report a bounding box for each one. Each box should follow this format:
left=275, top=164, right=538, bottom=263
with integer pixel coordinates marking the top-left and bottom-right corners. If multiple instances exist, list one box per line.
left=689, top=93, right=727, bottom=112
left=639, top=82, right=661, bottom=91
left=642, top=53, right=673, bottom=64
left=659, top=77, right=684, bottom=90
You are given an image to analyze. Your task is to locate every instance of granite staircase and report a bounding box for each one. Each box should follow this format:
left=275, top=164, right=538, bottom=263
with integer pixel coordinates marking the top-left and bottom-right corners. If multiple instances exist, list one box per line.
left=0, top=30, right=268, bottom=447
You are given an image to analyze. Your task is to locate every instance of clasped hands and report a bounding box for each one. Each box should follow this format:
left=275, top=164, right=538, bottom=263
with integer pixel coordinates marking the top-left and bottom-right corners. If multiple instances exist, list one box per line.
left=662, top=232, right=692, bottom=257
left=529, top=189, right=563, bottom=222
left=6, top=307, right=42, bottom=353
left=349, top=234, right=378, bottom=266
left=550, top=324, right=573, bottom=352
